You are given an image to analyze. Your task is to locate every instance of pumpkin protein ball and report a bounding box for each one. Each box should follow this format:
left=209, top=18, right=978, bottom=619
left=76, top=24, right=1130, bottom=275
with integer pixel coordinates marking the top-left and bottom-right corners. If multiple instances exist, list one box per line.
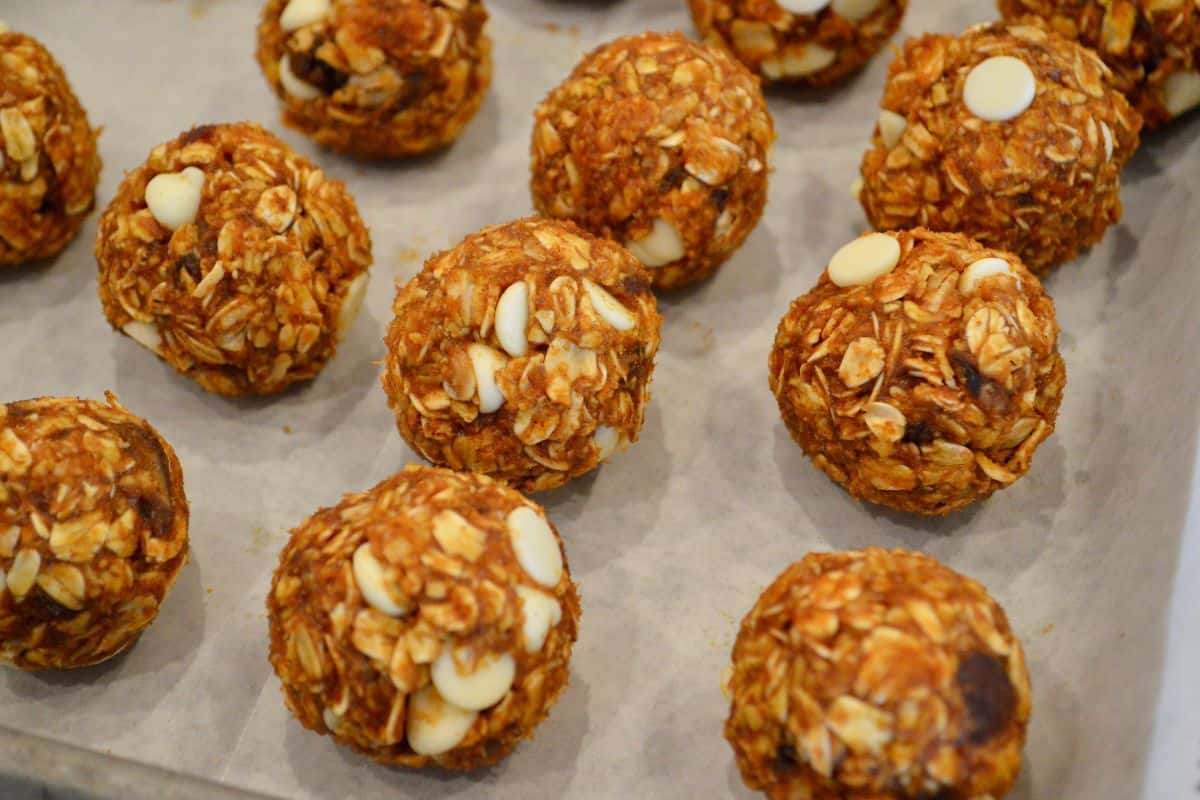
left=725, top=548, right=1031, bottom=800
left=530, top=31, right=775, bottom=291
left=769, top=228, right=1065, bottom=516
left=857, top=20, right=1142, bottom=275
left=268, top=464, right=580, bottom=768
left=998, top=0, right=1200, bottom=129
left=383, top=217, right=662, bottom=492
left=95, top=122, right=373, bottom=397
left=687, top=0, right=909, bottom=86
left=256, top=0, right=492, bottom=159
left=0, top=395, right=189, bottom=671
left=0, top=24, right=101, bottom=266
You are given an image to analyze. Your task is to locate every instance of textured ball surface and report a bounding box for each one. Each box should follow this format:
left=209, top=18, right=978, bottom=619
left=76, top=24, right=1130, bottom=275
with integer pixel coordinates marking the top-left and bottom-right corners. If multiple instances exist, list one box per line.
left=858, top=21, right=1141, bottom=274
left=725, top=548, right=1031, bottom=800
left=530, top=32, right=774, bottom=290
left=96, top=122, right=372, bottom=397
left=267, top=465, right=580, bottom=769
left=0, top=395, right=188, bottom=670
left=0, top=29, right=101, bottom=266
left=688, top=0, right=908, bottom=86
left=769, top=229, right=1064, bottom=516
left=256, top=0, right=492, bottom=158
left=383, top=217, right=661, bottom=492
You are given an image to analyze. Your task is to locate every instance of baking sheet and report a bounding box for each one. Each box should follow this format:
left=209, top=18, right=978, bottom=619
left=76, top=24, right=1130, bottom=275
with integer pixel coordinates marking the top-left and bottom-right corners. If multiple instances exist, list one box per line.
left=1, top=1, right=1198, bottom=797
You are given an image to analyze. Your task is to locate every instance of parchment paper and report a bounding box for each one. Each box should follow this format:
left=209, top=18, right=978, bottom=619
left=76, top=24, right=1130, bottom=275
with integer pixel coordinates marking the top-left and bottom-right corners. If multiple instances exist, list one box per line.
left=1, top=1, right=1197, bottom=798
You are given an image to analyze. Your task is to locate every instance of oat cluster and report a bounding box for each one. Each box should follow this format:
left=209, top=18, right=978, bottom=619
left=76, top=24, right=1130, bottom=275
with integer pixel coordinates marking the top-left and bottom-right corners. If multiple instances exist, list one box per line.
left=725, top=548, right=1031, bottom=800
left=999, top=0, right=1200, bottom=129
left=383, top=218, right=662, bottom=492
left=859, top=20, right=1142, bottom=274
left=0, top=30, right=101, bottom=266
left=769, top=229, right=1065, bottom=516
left=267, top=465, right=580, bottom=769
left=687, top=0, right=908, bottom=86
left=96, top=122, right=373, bottom=397
left=0, top=396, right=189, bottom=671
left=256, top=0, right=492, bottom=159
left=530, top=32, right=775, bottom=291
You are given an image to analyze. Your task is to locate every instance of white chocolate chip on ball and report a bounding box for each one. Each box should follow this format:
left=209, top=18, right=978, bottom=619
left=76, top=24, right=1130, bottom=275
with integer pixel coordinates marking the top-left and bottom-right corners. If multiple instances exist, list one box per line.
left=959, top=257, right=1018, bottom=294
left=863, top=401, right=906, bottom=442
left=506, top=506, right=563, bottom=588
left=963, top=56, right=1037, bottom=122
left=827, top=233, right=901, bottom=287
left=494, top=282, right=529, bottom=357
left=406, top=685, right=478, bottom=756
left=625, top=218, right=685, bottom=268
left=762, top=44, right=837, bottom=79
left=467, top=343, right=507, bottom=413
left=122, top=321, right=163, bottom=355
left=279, top=55, right=323, bottom=100
left=351, top=543, right=410, bottom=617
left=593, top=425, right=622, bottom=460
left=280, top=0, right=331, bottom=31
left=831, top=0, right=881, bottom=22
left=336, top=272, right=369, bottom=343
left=144, top=166, right=205, bottom=231
left=431, top=648, right=516, bottom=711
left=877, top=109, right=907, bottom=150
left=583, top=279, right=636, bottom=331
left=776, top=0, right=831, bottom=15
left=1163, top=70, right=1200, bottom=117
left=516, top=585, right=562, bottom=654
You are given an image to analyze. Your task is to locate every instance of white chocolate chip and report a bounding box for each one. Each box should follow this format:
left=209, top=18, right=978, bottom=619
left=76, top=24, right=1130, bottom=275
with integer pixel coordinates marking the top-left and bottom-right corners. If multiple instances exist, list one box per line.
left=406, top=685, right=477, bottom=756
left=863, top=401, right=906, bottom=442
left=877, top=109, right=907, bottom=150
left=122, top=321, right=163, bottom=355
left=322, top=708, right=342, bottom=732
left=963, top=56, right=1036, bottom=122
left=583, top=279, right=636, bottom=331
left=625, top=218, right=685, bottom=268
left=593, top=425, right=622, bottom=460
left=762, top=44, right=837, bottom=79
left=494, top=282, right=529, bottom=357
left=515, top=585, right=562, bottom=654
left=280, top=0, right=331, bottom=31
left=431, top=648, right=516, bottom=711
left=849, top=176, right=864, bottom=200
left=351, top=543, right=410, bottom=617
left=466, top=343, right=507, bottom=414
left=777, top=0, right=830, bottom=12
left=827, top=233, right=901, bottom=287
left=279, top=55, right=323, bottom=100
left=831, top=0, right=880, bottom=22
left=336, top=272, right=368, bottom=342
left=1163, top=70, right=1200, bottom=117
left=1099, top=120, right=1114, bottom=162
left=959, top=257, right=1018, bottom=294
left=144, top=167, right=205, bottom=231
left=506, top=506, right=563, bottom=588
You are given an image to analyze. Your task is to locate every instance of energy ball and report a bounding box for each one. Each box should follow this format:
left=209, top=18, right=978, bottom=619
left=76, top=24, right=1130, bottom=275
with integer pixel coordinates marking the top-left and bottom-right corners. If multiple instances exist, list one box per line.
left=858, top=20, right=1142, bottom=274
left=687, top=0, right=908, bottom=86
left=382, top=218, right=661, bottom=492
left=530, top=32, right=775, bottom=291
left=769, top=228, right=1064, bottom=516
left=999, top=0, right=1200, bottom=129
left=256, top=0, right=492, bottom=159
left=268, top=464, right=580, bottom=769
left=96, top=122, right=373, bottom=397
left=0, top=395, right=189, bottom=670
left=0, top=26, right=101, bottom=266
left=725, top=548, right=1031, bottom=800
